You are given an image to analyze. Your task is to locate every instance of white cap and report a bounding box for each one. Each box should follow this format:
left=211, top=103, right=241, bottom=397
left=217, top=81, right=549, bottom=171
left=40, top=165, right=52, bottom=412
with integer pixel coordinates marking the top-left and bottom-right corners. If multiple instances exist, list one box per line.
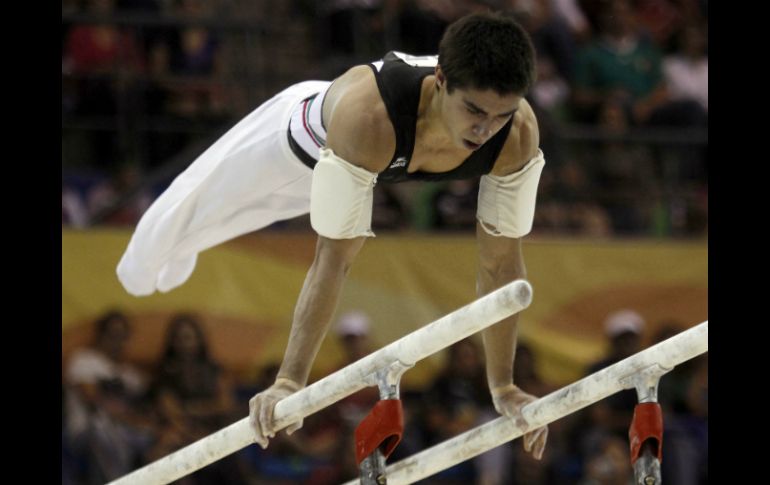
left=335, top=310, right=371, bottom=337
left=604, top=309, right=645, bottom=338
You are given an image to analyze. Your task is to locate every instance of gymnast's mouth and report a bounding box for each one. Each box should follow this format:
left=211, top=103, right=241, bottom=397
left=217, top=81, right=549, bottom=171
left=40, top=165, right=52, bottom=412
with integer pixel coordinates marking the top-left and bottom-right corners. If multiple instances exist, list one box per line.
left=463, top=139, right=481, bottom=150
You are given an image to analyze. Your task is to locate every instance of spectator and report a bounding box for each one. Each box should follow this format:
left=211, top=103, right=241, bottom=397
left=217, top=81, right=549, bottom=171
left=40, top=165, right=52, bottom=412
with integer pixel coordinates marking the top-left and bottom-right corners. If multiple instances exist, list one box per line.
left=662, top=22, right=707, bottom=115
left=63, top=0, right=145, bottom=115
left=421, top=338, right=507, bottom=484
left=332, top=311, right=381, bottom=426
left=588, top=98, right=657, bottom=235
left=148, top=313, right=248, bottom=484
left=63, top=310, right=155, bottom=484
left=577, top=310, right=645, bottom=472
left=163, top=0, right=227, bottom=119
left=532, top=151, right=614, bottom=237
left=63, top=0, right=145, bottom=169
left=572, top=0, right=674, bottom=126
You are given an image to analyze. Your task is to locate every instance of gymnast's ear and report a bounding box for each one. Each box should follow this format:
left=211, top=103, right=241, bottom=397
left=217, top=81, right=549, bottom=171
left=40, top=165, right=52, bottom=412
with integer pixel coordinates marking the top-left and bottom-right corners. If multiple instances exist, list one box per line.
left=435, top=65, right=446, bottom=90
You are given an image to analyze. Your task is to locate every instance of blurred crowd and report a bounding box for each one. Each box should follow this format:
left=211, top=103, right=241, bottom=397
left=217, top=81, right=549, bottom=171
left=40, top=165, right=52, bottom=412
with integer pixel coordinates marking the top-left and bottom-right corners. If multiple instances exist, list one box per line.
left=62, top=309, right=707, bottom=485
left=62, top=0, right=707, bottom=235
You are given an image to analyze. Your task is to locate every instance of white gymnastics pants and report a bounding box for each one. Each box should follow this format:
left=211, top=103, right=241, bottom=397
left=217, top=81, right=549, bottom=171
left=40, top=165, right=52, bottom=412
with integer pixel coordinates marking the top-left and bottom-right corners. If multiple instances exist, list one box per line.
left=117, top=81, right=331, bottom=296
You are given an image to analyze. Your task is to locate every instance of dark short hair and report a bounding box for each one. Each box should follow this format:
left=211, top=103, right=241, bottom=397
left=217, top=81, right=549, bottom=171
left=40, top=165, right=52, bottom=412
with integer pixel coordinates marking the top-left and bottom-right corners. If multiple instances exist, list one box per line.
left=438, top=12, right=536, bottom=95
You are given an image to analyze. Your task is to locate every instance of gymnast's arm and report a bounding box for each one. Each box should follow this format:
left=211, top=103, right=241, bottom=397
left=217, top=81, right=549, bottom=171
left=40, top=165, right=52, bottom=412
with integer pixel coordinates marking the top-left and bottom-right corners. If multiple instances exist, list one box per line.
left=476, top=104, right=548, bottom=459
left=248, top=72, right=394, bottom=449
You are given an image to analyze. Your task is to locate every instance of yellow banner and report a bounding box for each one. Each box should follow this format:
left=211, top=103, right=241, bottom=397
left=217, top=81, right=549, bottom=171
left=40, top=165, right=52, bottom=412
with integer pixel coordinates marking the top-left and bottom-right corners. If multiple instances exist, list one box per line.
left=62, top=230, right=707, bottom=387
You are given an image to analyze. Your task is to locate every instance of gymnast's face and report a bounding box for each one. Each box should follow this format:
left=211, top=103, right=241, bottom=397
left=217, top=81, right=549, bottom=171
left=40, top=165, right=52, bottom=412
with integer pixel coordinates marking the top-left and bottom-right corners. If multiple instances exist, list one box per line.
left=436, top=68, right=522, bottom=152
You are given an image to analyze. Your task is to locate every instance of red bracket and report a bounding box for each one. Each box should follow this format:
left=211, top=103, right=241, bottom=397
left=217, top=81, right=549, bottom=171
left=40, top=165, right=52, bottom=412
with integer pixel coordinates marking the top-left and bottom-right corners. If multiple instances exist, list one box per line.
left=628, top=402, right=663, bottom=465
left=354, top=399, right=404, bottom=465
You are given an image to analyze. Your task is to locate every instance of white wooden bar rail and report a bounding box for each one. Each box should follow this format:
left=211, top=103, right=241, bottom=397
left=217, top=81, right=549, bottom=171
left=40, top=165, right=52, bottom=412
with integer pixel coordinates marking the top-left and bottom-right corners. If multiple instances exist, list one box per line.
left=342, top=321, right=708, bottom=485
left=107, top=279, right=534, bottom=485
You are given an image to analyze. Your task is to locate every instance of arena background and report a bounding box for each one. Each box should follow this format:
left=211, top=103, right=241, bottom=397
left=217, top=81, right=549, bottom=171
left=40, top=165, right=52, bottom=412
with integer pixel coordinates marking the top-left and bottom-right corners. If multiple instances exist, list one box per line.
left=62, top=1, right=707, bottom=483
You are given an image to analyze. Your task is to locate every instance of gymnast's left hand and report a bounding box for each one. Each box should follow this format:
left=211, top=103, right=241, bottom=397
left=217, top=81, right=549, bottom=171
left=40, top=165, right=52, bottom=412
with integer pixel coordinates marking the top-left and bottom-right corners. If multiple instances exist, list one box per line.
left=490, top=384, right=548, bottom=460
left=249, top=377, right=304, bottom=449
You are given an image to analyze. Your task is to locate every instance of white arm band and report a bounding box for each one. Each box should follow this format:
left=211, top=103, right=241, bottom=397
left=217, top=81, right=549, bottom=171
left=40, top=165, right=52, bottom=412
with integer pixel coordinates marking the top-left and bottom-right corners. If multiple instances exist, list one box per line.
left=310, top=147, right=378, bottom=239
left=477, top=149, right=545, bottom=238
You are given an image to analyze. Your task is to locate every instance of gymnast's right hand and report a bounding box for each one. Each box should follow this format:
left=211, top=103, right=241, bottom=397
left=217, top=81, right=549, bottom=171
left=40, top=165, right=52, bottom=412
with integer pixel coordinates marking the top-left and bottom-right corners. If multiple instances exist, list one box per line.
left=249, top=377, right=304, bottom=449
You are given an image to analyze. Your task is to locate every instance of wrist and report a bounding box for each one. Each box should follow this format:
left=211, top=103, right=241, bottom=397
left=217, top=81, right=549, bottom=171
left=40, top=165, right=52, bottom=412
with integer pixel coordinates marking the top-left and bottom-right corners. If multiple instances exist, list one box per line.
left=274, top=376, right=303, bottom=392
left=489, top=383, right=516, bottom=398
